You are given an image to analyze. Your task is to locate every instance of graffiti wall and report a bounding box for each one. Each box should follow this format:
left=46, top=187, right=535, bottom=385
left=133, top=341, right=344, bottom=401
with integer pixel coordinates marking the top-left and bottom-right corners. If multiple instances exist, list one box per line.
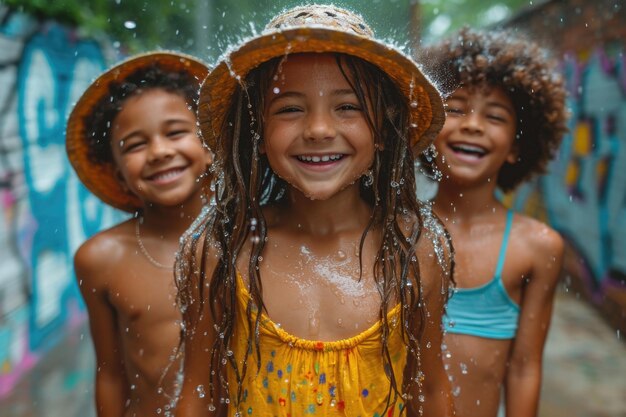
left=0, top=9, right=120, bottom=395
left=513, top=45, right=626, bottom=332
left=501, top=0, right=626, bottom=335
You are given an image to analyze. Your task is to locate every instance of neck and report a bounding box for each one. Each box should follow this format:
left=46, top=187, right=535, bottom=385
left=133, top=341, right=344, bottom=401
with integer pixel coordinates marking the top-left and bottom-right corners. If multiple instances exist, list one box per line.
left=279, top=185, right=373, bottom=236
left=433, top=179, right=504, bottom=225
left=139, top=193, right=207, bottom=238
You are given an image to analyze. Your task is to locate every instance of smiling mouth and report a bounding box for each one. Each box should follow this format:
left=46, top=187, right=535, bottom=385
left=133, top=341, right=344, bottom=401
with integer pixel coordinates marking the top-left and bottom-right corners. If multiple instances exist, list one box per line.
left=295, top=154, right=345, bottom=163
left=449, top=143, right=487, bottom=158
left=147, top=167, right=186, bottom=182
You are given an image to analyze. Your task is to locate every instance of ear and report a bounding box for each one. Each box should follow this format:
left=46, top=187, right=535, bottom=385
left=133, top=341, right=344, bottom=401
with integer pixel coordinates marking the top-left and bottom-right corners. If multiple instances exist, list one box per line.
left=506, top=142, right=519, bottom=164
left=114, top=168, right=131, bottom=194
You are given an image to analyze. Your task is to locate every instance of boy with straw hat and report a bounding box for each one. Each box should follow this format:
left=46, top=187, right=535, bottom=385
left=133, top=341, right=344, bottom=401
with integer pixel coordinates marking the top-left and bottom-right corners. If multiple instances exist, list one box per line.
left=66, top=51, right=211, bottom=417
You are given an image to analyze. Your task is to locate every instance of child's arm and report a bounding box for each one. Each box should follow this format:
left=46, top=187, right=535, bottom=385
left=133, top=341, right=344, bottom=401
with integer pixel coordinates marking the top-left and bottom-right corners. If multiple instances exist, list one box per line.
left=74, top=238, right=129, bottom=417
left=505, top=224, right=564, bottom=417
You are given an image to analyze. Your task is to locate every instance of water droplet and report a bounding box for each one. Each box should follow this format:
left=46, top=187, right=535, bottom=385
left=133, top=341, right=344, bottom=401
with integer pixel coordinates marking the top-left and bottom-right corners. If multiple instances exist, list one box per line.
left=124, top=20, right=137, bottom=29
left=460, top=362, right=468, bottom=374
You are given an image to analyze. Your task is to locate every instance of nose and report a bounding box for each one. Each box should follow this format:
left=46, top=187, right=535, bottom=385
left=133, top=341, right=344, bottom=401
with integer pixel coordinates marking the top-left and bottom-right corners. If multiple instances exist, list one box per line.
left=304, top=109, right=336, bottom=142
left=147, top=136, right=174, bottom=162
left=460, top=110, right=484, bottom=135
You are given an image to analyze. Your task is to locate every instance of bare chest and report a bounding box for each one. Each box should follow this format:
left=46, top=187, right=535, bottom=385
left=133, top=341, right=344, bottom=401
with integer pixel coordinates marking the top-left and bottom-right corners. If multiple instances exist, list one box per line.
left=105, top=262, right=180, bottom=333
left=452, top=228, right=532, bottom=303
left=244, top=242, right=383, bottom=342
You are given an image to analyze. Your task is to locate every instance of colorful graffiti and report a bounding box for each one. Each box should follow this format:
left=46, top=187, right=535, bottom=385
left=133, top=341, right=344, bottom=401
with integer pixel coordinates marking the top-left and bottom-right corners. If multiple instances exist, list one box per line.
left=514, top=46, right=626, bottom=297
left=0, top=11, right=120, bottom=395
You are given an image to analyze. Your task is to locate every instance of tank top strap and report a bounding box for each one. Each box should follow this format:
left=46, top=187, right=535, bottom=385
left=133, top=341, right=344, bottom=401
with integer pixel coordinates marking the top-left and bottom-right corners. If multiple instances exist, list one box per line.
left=494, top=210, right=514, bottom=278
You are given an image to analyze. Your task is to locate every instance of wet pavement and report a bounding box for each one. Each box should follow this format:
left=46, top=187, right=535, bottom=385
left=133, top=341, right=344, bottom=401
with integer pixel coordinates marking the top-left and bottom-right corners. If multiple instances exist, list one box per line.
left=1, top=288, right=625, bottom=417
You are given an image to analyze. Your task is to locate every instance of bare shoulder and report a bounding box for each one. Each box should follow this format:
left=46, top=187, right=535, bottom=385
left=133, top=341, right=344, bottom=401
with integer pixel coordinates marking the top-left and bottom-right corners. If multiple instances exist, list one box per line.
left=74, top=219, right=135, bottom=286
left=513, top=214, right=564, bottom=257
left=399, top=204, right=453, bottom=292
left=512, top=214, right=564, bottom=287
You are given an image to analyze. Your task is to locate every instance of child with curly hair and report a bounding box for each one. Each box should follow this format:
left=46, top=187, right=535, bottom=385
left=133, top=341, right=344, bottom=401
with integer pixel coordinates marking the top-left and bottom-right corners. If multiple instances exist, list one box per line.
left=175, top=4, right=455, bottom=417
left=66, top=52, right=211, bottom=417
left=422, top=28, right=569, bottom=417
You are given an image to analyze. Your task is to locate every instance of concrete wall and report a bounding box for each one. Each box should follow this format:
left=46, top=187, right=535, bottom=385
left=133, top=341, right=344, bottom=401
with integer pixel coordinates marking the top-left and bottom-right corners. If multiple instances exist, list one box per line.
left=0, top=9, right=120, bottom=396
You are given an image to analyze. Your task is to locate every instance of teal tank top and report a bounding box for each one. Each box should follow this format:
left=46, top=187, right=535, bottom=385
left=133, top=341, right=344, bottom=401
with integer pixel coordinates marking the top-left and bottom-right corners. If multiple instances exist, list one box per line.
left=444, top=210, right=520, bottom=339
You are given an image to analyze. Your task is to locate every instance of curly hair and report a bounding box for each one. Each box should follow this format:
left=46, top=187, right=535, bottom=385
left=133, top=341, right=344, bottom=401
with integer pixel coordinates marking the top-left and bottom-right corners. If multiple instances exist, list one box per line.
left=83, top=64, right=200, bottom=166
left=420, top=27, right=569, bottom=191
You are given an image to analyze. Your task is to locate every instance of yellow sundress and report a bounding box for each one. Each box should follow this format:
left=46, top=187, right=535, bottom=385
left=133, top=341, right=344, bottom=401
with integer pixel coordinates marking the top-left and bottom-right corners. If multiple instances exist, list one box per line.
left=226, top=273, right=408, bottom=417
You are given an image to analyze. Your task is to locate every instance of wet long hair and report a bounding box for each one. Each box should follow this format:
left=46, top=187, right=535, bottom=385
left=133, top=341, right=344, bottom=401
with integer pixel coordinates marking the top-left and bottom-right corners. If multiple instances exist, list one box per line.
left=176, top=53, right=453, bottom=414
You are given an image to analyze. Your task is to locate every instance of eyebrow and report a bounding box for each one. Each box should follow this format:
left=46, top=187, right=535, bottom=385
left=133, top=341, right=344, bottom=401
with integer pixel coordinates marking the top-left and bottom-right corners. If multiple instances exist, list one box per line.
left=267, top=88, right=357, bottom=105
left=163, top=118, right=195, bottom=125
left=446, top=96, right=514, bottom=115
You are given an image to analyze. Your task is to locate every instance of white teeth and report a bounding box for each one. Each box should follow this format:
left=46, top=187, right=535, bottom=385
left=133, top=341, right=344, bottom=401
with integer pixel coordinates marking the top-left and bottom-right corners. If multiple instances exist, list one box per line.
left=451, top=144, right=486, bottom=155
left=151, top=169, right=183, bottom=181
left=297, top=154, right=343, bottom=163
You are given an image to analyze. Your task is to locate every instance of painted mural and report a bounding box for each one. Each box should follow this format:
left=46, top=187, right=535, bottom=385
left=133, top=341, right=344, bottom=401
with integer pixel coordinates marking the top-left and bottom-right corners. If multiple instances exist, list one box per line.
left=0, top=10, right=120, bottom=396
left=514, top=46, right=626, bottom=302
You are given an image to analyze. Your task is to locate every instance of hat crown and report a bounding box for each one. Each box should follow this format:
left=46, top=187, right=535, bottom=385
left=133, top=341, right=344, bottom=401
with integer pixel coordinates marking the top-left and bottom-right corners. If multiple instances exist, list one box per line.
left=265, top=5, right=374, bottom=38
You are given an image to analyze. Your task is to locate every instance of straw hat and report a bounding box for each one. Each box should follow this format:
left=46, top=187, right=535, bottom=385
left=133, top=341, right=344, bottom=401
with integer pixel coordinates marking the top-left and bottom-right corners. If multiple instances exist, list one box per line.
left=199, top=4, right=444, bottom=155
left=66, top=52, right=209, bottom=212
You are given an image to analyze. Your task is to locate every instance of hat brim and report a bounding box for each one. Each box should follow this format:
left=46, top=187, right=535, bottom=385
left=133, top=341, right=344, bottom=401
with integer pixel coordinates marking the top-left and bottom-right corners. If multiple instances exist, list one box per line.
left=199, top=26, right=444, bottom=155
left=66, top=51, right=210, bottom=212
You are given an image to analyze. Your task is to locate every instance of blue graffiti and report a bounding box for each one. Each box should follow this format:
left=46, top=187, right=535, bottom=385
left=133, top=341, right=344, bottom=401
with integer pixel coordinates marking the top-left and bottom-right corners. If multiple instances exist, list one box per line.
left=16, top=24, right=119, bottom=349
left=516, top=49, right=626, bottom=288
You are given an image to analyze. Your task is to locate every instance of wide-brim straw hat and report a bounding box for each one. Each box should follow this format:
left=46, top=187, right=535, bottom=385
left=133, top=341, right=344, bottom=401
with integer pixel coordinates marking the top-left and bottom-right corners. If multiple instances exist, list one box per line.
left=66, top=51, right=209, bottom=212
left=199, top=4, right=444, bottom=155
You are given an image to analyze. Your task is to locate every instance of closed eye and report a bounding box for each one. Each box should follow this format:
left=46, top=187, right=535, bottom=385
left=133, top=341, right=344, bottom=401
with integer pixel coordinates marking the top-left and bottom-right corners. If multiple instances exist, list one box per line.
left=337, top=103, right=362, bottom=112
left=445, top=106, right=464, bottom=115
left=122, top=141, right=146, bottom=153
left=167, top=129, right=190, bottom=138
left=487, top=114, right=508, bottom=123
left=275, top=105, right=302, bottom=114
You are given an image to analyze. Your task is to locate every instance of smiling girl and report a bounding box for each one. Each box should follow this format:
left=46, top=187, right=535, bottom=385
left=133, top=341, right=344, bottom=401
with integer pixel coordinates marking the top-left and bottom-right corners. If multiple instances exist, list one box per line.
left=423, top=28, right=569, bottom=417
left=175, top=5, right=454, bottom=417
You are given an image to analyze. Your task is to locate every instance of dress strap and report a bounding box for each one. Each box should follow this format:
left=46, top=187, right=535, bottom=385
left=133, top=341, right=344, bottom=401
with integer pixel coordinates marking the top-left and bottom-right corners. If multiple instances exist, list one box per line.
left=494, top=210, right=514, bottom=277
